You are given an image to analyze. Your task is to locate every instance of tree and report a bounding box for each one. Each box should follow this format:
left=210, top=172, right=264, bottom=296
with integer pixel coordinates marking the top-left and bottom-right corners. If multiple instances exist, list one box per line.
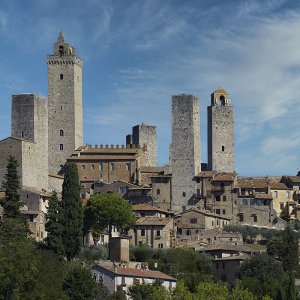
left=61, top=162, right=83, bottom=261
left=194, top=281, right=228, bottom=300
left=45, top=190, right=64, bottom=256
left=1, top=155, right=22, bottom=218
left=286, top=272, right=296, bottom=300
left=62, top=265, right=98, bottom=300
left=84, top=193, right=136, bottom=238
left=230, top=287, right=257, bottom=300
left=267, top=226, right=299, bottom=272
left=239, top=253, right=287, bottom=299
left=110, top=285, right=126, bottom=300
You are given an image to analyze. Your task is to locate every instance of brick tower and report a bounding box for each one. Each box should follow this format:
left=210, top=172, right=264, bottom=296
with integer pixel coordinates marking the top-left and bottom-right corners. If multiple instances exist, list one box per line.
left=207, top=87, right=235, bottom=173
left=47, top=32, right=83, bottom=174
left=171, top=94, right=201, bottom=212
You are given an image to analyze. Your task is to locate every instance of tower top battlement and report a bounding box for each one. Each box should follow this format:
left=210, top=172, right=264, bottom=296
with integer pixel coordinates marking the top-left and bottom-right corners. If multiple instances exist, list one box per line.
left=210, top=87, right=231, bottom=106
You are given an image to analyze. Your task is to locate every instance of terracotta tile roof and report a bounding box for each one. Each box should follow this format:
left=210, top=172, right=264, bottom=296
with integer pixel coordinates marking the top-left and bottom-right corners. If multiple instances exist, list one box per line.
left=132, top=204, right=172, bottom=214
left=135, top=217, right=173, bottom=226
left=213, top=173, right=235, bottom=182
left=68, top=155, right=138, bottom=161
left=96, top=263, right=176, bottom=281
left=177, top=208, right=231, bottom=220
left=201, top=244, right=253, bottom=252
left=269, top=182, right=291, bottom=190
left=195, top=171, right=215, bottom=178
left=254, top=193, right=273, bottom=200
left=286, top=176, right=300, bottom=183
left=213, top=87, right=229, bottom=94
left=140, top=166, right=164, bottom=173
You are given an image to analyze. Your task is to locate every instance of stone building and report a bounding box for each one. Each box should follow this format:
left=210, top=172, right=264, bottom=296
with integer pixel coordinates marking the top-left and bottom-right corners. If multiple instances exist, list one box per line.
left=67, top=144, right=146, bottom=185
left=150, top=174, right=172, bottom=211
left=48, top=31, right=83, bottom=175
left=171, top=94, right=201, bottom=212
left=207, top=88, right=235, bottom=173
left=130, top=124, right=157, bottom=167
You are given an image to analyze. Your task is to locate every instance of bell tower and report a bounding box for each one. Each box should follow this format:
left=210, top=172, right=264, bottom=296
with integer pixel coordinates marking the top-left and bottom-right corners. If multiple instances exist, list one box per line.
left=47, top=32, right=83, bottom=174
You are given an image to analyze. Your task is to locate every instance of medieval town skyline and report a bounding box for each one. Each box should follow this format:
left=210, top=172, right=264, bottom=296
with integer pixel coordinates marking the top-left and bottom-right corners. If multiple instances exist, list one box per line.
left=1, top=0, right=300, bottom=176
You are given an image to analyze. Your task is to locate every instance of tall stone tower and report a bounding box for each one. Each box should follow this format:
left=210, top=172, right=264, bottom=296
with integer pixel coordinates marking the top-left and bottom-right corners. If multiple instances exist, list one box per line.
left=47, top=32, right=83, bottom=174
left=171, top=94, right=201, bottom=212
left=11, top=94, right=49, bottom=189
left=132, top=124, right=157, bottom=166
left=207, top=87, right=235, bottom=173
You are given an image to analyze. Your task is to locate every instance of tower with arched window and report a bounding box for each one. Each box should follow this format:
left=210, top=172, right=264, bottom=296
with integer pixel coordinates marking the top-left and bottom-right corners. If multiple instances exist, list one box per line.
left=207, top=87, right=235, bottom=173
left=47, top=32, right=83, bottom=174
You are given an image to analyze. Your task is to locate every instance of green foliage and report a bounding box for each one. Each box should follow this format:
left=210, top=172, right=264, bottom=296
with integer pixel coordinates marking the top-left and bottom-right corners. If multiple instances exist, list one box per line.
left=230, top=287, right=257, bottom=300
left=286, top=272, right=296, bottom=300
left=62, top=264, right=98, bottom=300
left=195, top=281, right=228, bottom=300
left=110, top=285, right=126, bottom=300
left=84, top=192, right=136, bottom=238
left=61, top=162, right=83, bottom=261
left=172, top=281, right=194, bottom=300
left=128, top=282, right=171, bottom=300
left=267, top=226, right=299, bottom=272
left=45, top=190, right=64, bottom=256
left=239, top=253, right=287, bottom=299
left=1, top=155, right=22, bottom=218
left=131, top=244, right=155, bottom=261
left=78, top=245, right=108, bottom=265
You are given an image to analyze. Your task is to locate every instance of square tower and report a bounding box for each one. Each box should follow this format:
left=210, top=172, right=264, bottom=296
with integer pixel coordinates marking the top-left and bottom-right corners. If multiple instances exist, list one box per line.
left=171, top=94, right=201, bottom=212
left=132, top=124, right=157, bottom=166
left=11, top=94, right=48, bottom=190
left=207, top=87, right=235, bottom=173
left=47, top=32, right=83, bottom=174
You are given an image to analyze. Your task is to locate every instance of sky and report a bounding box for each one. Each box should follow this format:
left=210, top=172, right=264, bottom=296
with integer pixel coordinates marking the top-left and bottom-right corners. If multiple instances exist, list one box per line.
left=0, top=0, right=300, bottom=176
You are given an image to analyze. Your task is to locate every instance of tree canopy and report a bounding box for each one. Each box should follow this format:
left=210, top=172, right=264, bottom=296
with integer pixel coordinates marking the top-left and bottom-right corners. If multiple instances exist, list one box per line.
left=84, top=192, right=136, bottom=238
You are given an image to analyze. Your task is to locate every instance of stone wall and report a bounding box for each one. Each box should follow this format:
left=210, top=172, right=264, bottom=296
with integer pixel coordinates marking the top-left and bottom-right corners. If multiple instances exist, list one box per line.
left=208, top=88, right=235, bottom=173
left=132, top=124, right=157, bottom=166
left=171, top=94, right=201, bottom=212
left=48, top=33, right=83, bottom=175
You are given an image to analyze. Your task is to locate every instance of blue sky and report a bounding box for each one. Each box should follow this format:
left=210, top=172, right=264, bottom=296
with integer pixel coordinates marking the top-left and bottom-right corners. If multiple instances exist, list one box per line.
left=0, top=0, right=300, bottom=176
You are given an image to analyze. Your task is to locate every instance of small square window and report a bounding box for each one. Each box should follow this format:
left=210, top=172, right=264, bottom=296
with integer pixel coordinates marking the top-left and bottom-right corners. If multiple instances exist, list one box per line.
left=190, top=218, right=197, bottom=224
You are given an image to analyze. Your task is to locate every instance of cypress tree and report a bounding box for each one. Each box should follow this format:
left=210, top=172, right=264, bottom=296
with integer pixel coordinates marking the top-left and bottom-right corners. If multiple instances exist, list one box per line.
left=1, top=155, right=22, bottom=218
left=60, top=163, right=82, bottom=261
left=286, top=272, right=296, bottom=300
left=45, top=190, right=64, bottom=256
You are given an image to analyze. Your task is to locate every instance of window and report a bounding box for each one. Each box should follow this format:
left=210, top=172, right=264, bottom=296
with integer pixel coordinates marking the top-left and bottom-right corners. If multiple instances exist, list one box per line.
left=41, top=231, right=43, bottom=238
left=126, top=163, right=130, bottom=171
left=183, top=192, right=186, bottom=197
left=82, top=165, right=85, bottom=170
left=239, top=214, right=244, bottom=222
left=216, top=195, right=221, bottom=202
left=280, top=202, right=284, bottom=210
left=220, top=95, right=225, bottom=105
left=60, top=74, right=64, bottom=80
left=242, top=199, right=248, bottom=206
left=141, top=229, right=145, bottom=236
left=59, top=144, right=63, bottom=151
left=21, top=131, right=24, bottom=137
left=286, top=191, right=290, bottom=199
left=212, top=221, right=214, bottom=226
left=121, top=276, right=126, bottom=286
left=222, top=145, right=225, bottom=152
left=222, top=209, right=226, bottom=214
left=253, top=215, right=257, bottom=222
left=99, top=163, right=103, bottom=171
left=223, top=196, right=227, bottom=201
left=190, top=218, right=197, bottom=224
left=156, top=189, right=161, bottom=195
left=274, top=191, right=278, bottom=198
left=216, top=209, right=220, bottom=214
left=59, top=45, right=64, bottom=55
left=91, top=165, right=95, bottom=170
left=156, top=230, right=160, bottom=236
left=250, top=199, right=255, bottom=205
left=159, top=243, right=164, bottom=248
left=60, top=129, right=64, bottom=136
left=110, top=163, right=115, bottom=171
left=29, top=215, right=34, bottom=222
left=186, top=230, right=191, bottom=236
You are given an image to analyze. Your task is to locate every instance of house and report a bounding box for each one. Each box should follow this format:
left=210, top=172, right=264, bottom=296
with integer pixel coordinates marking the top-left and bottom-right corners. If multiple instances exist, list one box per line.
left=130, top=217, right=175, bottom=248
left=91, top=262, right=177, bottom=297
left=132, top=203, right=174, bottom=218
left=175, top=208, right=231, bottom=242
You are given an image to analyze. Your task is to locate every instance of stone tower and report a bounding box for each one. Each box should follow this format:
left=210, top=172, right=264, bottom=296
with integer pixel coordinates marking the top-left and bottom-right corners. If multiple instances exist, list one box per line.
left=207, top=87, right=235, bottom=173
left=11, top=94, right=49, bottom=189
left=171, top=94, right=201, bottom=212
left=132, top=124, right=157, bottom=166
left=47, top=32, right=83, bottom=174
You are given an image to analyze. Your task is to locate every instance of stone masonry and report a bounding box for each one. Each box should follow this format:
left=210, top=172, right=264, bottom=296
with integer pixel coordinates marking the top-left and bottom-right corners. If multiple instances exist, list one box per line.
left=132, top=124, right=157, bottom=166
left=47, top=32, right=83, bottom=174
left=171, top=94, right=201, bottom=212
left=11, top=94, right=49, bottom=190
left=208, top=88, right=235, bottom=173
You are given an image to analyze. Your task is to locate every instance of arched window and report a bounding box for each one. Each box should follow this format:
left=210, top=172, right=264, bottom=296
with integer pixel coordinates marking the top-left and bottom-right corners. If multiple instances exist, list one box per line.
left=60, top=130, right=64, bottom=136
left=59, top=46, right=64, bottom=55
left=220, top=95, right=225, bottom=106
left=242, top=199, right=248, bottom=206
